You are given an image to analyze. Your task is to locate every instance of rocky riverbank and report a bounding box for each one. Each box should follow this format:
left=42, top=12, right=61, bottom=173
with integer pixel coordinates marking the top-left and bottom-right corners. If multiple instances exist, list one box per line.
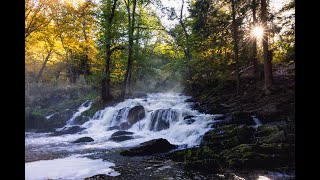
left=168, top=62, right=295, bottom=174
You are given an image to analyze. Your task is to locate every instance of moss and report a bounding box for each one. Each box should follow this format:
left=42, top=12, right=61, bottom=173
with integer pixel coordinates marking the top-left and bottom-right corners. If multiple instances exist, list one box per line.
left=202, top=125, right=253, bottom=150
left=255, top=125, right=279, bottom=137
left=81, top=100, right=106, bottom=117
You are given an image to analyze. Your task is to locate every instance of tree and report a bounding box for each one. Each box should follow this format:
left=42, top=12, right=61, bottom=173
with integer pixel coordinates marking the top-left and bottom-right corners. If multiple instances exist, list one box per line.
left=99, top=0, right=121, bottom=102
left=251, top=0, right=259, bottom=80
left=25, top=0, right=51, bottom=39
left=122, top=0, right=137, bottom=98
left=261, top=0, right=273, bottom=93
left=231, top=0, right=240, bottom=95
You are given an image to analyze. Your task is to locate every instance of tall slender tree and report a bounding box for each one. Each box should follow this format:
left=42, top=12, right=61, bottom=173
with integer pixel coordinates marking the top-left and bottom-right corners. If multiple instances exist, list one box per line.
left=231, top=0, right=240, bottom=95
left=123, top=0, right=137, bottom=98
left=261, top=0, right=273, bottom=93
left=251, top=0, right=259, bottom=80
left=101, top=0, right=119, bottom=102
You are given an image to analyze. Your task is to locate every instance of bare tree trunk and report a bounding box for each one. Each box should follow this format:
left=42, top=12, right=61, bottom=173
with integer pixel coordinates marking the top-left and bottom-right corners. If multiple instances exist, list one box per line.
left=231, top=0, right=240, bottom=95
left=123, top=0, right=137, bottom=99
left=252, top=0, right=259, bottom=80
left=35, top=48, right=53, bottom=82
left=261, top=0, right=273, bottom=93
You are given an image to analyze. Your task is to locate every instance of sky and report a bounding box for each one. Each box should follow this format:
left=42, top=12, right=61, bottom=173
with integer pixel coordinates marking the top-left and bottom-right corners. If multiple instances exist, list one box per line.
left=152, top=0, right=287, bottom=29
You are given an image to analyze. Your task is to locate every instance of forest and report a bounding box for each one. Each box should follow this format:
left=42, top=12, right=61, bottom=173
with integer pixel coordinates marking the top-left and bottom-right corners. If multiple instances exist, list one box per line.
left=25, top=0, right=295, bottom=179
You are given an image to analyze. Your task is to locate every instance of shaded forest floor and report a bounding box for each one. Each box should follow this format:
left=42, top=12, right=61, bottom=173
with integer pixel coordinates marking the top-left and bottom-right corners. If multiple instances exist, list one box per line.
left=188, top=62, right=295, bottom=124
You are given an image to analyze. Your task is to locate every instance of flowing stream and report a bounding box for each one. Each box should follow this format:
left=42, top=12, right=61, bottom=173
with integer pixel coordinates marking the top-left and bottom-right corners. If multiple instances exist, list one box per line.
left=25, top=93, right=293, bottom=180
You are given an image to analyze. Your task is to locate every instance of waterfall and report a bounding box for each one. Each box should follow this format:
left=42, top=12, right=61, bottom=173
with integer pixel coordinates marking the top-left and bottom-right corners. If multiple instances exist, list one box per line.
left=64, top=100, right=93, bottom=127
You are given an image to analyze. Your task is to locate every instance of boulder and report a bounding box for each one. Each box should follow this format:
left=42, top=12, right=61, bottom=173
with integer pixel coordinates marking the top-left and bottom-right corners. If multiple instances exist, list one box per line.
left=73, top=116, right=90, bottom=125
left=107, top=126, right=120, bottom=131
left=51, top=126, right=85, bottom=136
left=72, top=137, right=94, bottom=143
left=109, top=131, right=134, bottom=142
left=111, top=108, right=129, bottom=124
left=47, top=109, right=75, bottom=128
left=111, top=131, right=134, bottom=137
left=222, top=143, right=294, bottom=169
left=109, top=135, right=134, bottom=142
left=25, top=112, right=47, bottom=129
left=119, top=122, right=131, bottom=130
left=202, top=125, right=253, bottom=151
left=185, top=119, right=195, bottom=124
left=127, top=105, right=145, bottom=125
left=150, top=109, right=178, bottom=131
left=120, top=138, right=177, bottom=156
left=232, top=112, right=255, bottom=126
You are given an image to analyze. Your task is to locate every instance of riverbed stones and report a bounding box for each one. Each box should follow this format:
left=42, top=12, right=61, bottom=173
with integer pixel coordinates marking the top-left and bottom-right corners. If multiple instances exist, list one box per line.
left=127, top=105, right=145, bottom=125
left=51, top=126, right=86, bottom=136
left=109, top=131, right=134, bottom=142
left=72, top=136, right=94, bottom=143
left=120, top=138, right=177, bottom=156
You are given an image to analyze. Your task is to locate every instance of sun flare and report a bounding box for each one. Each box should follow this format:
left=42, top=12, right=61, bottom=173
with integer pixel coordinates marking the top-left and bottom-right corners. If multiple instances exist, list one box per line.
left=252, top=26, right=264, bottom=39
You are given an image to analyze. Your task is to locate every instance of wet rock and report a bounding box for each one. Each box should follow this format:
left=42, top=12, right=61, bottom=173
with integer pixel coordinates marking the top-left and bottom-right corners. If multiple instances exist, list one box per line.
left=109, top=131, right=134, bottom=142
left=185, top=119, right=196, bottom=124
left=109, top=135, right=134, bottom=142
left=127, top=105, right=145, bottom=125
left=112, top=107, right=129, bottom=123
left=25, top=112, right=47, bottom=129
left=192, top=102, right=201, bottom=109
left=73, top=116, right=90, bottom=125
left=213, top=114, right=226, bottom=120
left=255, top=125, right=279, bottom=137
left=47, top=109, right=75, bottom=128
left=85, top=174, right=109, bottom=180
left=232, top=112, right=255, bottom=126
left=51, top=126, right=85, bottom=136
left=170, top=146, right=222, bottom=173
left=202, top=125, right=253, bottom=151
left=222, top=143, right=294, bottom=169
left=183, top=115, right=194, bottom=120
left=150, top=109, right=178, bottom=131
left=72, top=137, right=94, bottom=143
left=257, top=130, right=286, bottom=144
left=119, top=122, right=131, bottom=130
left=111, top=131, right=134, bottom=137
left=35, top=127, right=56, bottom=133
left=120, top=138, right=177, bottom=156
left=107, top=126, right=120, bottom=130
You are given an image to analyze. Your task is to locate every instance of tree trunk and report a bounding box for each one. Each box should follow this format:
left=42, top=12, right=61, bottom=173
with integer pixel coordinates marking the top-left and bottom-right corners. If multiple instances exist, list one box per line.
left=261, top=0, right=273, bottom=93
left=180, top=0, right=192, bottom=82
left=82, top=16, right=89, bottom=83
left=231, top=0, right=240, bottom=95
left=35, top=48, right=53, bottom=83
left=101, top=0, right=118, bottom=102
left=123, top=0, right=137, bottom=99
left=252, top=0, right=259, bottom=80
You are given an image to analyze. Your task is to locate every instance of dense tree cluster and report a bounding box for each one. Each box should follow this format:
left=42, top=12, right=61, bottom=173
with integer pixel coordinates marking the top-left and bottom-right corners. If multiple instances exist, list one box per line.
left=25, top=0, right=295, bottom=100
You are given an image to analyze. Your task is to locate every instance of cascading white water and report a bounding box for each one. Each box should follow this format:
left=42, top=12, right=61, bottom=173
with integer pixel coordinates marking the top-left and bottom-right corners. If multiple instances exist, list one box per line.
left=25, top=93, right=217, bottom=180
left=80, top=93, right=215, bottom=147
left=64, top=100, right=93, bottom=127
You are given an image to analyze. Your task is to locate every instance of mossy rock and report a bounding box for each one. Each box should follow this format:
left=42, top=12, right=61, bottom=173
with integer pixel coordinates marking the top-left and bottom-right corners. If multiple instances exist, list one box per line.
left=222, top=143, right=294, bottom=169
left=81, top=100, right=106, bottom=118
left=25, top=111, right=47, bottom=129
left=257, top=130, right=286, bottom=144
left=73, top=116, right=91, bottom=125
left=202, top=125, right=254, bottom=151
left=169, top=146, right=222, bottom=172
left=255, top=125, right=279, bottom=137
